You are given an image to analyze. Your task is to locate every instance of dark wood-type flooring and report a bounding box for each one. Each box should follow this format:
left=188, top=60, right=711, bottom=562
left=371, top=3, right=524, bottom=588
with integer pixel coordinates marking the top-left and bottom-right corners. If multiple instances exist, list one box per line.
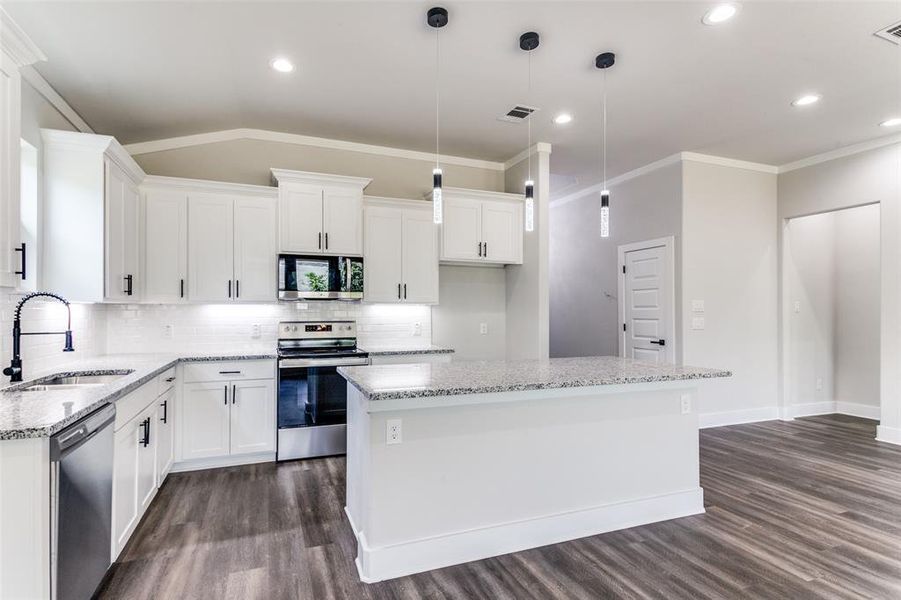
left=97, top=415, right=901, bottom=599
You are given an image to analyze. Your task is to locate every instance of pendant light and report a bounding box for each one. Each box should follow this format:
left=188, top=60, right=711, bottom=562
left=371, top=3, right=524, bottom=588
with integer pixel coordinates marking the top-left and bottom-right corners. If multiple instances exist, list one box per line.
left=428, top=7, right=448, bottom=224
left=596, top=52, right=615, bottom=238
left=519, top=31, right=539, bottom=233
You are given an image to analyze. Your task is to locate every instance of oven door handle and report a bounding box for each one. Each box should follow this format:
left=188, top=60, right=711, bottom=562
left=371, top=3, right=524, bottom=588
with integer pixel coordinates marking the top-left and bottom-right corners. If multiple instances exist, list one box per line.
left=278, top=357, right=370, bottom=369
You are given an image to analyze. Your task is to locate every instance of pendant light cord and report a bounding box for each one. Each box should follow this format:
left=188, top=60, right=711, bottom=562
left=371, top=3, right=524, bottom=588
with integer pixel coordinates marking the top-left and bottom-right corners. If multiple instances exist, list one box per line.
left=603, top=68, right=607, bottom=190
left=527, top=49, right=532, bottom=181
left=435, top=26, right=440, bottom=169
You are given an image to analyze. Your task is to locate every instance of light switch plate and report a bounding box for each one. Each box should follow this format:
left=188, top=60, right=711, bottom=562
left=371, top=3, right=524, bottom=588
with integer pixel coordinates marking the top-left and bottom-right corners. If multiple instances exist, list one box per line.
left=691, top=317, right=705, bottom=331
left=251, top=323, right=261, bottom=338
left=793, top=301, right=801, bottom=313
left=691, top=300, right=705, bottom=313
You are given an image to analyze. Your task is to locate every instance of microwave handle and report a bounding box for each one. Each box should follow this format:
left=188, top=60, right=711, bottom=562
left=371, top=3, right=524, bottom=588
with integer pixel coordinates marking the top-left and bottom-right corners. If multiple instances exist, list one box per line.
left=346, top=258, right=351, bottom=291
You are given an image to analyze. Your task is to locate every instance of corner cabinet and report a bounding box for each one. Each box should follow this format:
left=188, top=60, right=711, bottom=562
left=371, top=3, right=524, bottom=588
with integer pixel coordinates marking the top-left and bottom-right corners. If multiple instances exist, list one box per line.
left=42, top=129, right=145, bottom=302
left=363, top=197, right=439, bottom=304
left=271, top=168, right=371, bottom=256
left=429, top=187, right=524, bottom=266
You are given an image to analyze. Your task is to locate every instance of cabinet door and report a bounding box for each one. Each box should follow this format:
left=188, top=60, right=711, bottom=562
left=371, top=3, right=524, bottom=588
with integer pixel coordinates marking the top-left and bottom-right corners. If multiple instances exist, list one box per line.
left=234, top=197, right=277, bottom=302
left=363, top=206, right=404, bottom=303
left=481, top=200, right=521, bottom=264
left=279, top=185, right=322, bottom=253
left=136, top=404, right=157, bottom=513
left=181, top=382, right=231, bottom=460
left=104, top=159, right=129, bottom=300
left=142, top=189, right=187, bottom=302
left=229, top=379, right=276, bottom=456
left=402, top=209, right=439, bottom=303
left=441, top=196, right=482, bottom=261
left=0, top=51, right=21, bottom=289
left=155, top=388, right=175, bottom=483
left=323, top=187, right=363, bottom=256
left=188, top=194, right=234, bottom=302
left=112, top=418, right=139, bottom=557
left=123, top=178, right=141, bottom=299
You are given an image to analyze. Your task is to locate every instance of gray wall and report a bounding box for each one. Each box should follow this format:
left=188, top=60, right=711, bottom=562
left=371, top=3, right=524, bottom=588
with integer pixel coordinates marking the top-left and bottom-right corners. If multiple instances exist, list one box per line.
left=432, top=266, right=507, bottom=360
left=549, top=163, right=682, bottom=358
left=134, top=138, right=504, bottom=199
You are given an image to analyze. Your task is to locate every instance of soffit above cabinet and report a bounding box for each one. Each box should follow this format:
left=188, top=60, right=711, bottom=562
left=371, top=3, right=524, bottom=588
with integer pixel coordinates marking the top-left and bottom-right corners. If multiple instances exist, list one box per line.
left=423, top=186, right=523, bottom=205
left=142, top=175, right=277, bottom=199
left=41, top=128, right=145, bottom=185
left=270, top=168, right=372, bottom=190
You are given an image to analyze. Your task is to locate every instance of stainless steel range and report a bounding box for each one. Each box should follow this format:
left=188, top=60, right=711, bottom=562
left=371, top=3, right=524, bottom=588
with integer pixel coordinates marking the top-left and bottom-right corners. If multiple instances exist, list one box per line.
left=276, top=321, right=369, bottom=461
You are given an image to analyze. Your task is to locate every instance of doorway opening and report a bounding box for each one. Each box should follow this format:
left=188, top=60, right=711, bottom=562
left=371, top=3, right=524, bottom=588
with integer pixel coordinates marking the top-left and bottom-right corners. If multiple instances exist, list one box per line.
left=782, top=203, right=880, bottom=420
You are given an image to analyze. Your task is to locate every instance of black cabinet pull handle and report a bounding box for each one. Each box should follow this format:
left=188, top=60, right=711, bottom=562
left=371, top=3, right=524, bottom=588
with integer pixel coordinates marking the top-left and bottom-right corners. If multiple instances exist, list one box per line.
left=478, top=242, right=482, bottom=257
left=483, top=242, right=487, bottom=258
left=236, top=280, right=240, bottom=298
left=224, top=385, right=228, bottom=405
left=165, top=376, right=176, bottom=383
left=228, top=280, right=232, bottom=298
left=318, top=232, right=322, bottom=250
left=141, top=417, right=150, bottom=447
left=160, top=400, right=168, bottom=424
left=397, top=283, right=401, bottom=299
left=219, top=370, right=241, bottom=375
left=325, top=232, right=329, bottom=250
left=403, top=283, right=407, bottom=300
left=180, top=278, right=185, bottom=298
left=14, top=243, right=25, bottom=280
left=125, top=274, right=133, bottom=296
left=232, top=384, right=236, bottom=404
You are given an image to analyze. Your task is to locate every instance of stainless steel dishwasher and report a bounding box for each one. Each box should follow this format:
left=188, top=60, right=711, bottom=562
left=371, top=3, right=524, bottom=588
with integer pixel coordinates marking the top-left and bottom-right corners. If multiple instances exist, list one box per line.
left=50, top=404, right=115, bottom=600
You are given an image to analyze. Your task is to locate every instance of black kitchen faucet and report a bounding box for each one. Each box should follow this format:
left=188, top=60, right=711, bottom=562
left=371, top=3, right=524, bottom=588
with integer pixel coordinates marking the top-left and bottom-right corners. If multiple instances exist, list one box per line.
left=3, top=292, right=74, bottom=383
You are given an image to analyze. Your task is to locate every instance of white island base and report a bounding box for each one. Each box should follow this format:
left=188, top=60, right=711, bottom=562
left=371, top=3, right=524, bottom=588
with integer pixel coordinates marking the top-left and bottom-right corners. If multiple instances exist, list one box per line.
left=345, top=381, right=705, bottom=583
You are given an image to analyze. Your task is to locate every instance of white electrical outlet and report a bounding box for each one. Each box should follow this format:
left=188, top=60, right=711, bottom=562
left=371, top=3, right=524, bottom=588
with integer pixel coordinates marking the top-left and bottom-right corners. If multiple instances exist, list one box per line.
left=163, top=324, right=173, bottom=339
left=386, top=419, right=402, bottom=445
left=691, top=300, right=705, bottom=313
left=251, top=323, right=261, bottom=338
left=794, top=301, right=801, bottom=313
left=479, top=323, right=488, bottom=335
left=816, top=377, right=823, bottom=391
left=680, top=394, right=691, bottom=414
left=691, top=317, right=705, bottom=331
left=413, top=322, right=422, bottom=336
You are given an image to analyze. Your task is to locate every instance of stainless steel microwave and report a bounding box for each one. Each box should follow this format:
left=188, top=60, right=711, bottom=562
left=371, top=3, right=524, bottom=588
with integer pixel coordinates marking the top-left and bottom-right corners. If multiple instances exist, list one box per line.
left=278, top=254, right=363, bottom=300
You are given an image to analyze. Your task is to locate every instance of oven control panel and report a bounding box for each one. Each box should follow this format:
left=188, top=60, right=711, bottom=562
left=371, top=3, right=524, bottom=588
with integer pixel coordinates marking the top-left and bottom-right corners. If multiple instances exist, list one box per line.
left=279, top=321, right=356, bottom=340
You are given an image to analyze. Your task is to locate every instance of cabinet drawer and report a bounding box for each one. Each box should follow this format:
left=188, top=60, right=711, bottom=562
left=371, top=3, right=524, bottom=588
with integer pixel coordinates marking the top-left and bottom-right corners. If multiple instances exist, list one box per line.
left=157, top=367, right=176, bottom=396
left=115, top=383, right=157, bottom=431
left=181, top=360, right=275, bottom=383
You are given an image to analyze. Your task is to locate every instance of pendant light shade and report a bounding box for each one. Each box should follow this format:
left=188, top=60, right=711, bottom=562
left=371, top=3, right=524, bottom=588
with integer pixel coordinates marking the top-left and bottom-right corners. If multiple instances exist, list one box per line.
left=520, top=31, right=539, bottom=233
left=596, top=52, right=615, bottom=238
left=429, top=7, right=448, bottom=224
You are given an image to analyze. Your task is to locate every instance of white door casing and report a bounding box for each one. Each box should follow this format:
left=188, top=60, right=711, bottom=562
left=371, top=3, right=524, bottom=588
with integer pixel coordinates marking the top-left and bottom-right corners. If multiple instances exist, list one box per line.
left=618, top=237, right=676, bottom=364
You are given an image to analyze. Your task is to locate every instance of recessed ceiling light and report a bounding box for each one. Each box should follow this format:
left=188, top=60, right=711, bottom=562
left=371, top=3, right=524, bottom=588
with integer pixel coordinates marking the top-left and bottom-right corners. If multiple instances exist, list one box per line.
left=791, top=94, right=821, bottom=107
left=554, top=113, right=573, bottom=125
left=270, top=58, right=294, bottom=73
left=702, top=4, right=738, bottom=25
left=880, top=117, right=901, bottom=127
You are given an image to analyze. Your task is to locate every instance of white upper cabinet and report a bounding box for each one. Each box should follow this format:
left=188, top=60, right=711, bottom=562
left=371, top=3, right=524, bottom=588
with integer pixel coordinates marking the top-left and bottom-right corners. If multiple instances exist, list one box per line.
left=363, top=197, right=438, bottom=304
left=272, top=169, right=370, bottom=257
left=234, top=197, right=278, bottom=301
left=0, top=10, right=44, bottom=290
left=432, top=188, right=523, bottom=266
left=142, top=188, right=188, bottom=303
left=42, top=130, right=146, bottom=302
left=188, top=193, right=234, bottom=303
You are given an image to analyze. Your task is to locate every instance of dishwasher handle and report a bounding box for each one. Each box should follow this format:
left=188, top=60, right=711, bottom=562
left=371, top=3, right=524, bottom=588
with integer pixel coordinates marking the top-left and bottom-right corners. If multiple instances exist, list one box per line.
left=50, top=404, right=115, bottom=459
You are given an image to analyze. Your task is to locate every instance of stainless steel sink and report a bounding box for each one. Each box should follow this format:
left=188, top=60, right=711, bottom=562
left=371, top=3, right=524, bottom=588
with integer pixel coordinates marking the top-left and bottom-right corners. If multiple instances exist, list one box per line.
left=6, top=371, right=133, bottom=392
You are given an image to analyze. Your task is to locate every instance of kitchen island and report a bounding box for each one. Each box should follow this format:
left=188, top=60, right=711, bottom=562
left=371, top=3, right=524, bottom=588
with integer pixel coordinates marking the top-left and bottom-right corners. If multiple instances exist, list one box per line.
left=338, top=356, right=731, bottom=583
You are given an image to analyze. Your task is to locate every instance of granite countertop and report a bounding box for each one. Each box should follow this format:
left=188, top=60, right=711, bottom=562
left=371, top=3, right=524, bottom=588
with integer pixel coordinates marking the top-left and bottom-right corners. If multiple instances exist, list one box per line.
left=338, top=356, right=732, bottom=401
left=0, top=350, right=277, bottom=441
left=360, top=344, right=454, bottom=357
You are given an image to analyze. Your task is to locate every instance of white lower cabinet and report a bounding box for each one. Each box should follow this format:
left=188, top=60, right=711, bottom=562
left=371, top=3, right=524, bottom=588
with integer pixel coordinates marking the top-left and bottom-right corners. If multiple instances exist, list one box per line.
left=112, top=370, right=178, bottom=559
left=181, top=381, right=231, bottom=460
left=230, top=379, right=276, bottom=455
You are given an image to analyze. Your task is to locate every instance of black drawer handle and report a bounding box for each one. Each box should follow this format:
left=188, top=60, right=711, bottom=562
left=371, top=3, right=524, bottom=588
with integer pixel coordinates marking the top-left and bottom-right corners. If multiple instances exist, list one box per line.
left=125, top=274, right=134, bottom=296
left=14, top=243, right=25, bottom=280
left=165, top=376, right=176, bottom=382
left=140, top=417, right=151, bottom=447
left=160, top=400, right=168, bottom=424
left=180, top=278, right=185, bottom=298
left=219, top=370, right=241, bottom=375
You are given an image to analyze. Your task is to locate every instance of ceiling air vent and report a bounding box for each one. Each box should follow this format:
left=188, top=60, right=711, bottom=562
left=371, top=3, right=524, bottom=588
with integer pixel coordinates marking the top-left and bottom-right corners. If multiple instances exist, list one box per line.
left=875, top=20, right=901, bottom=45
left=498, top=105, right=538, bottom=123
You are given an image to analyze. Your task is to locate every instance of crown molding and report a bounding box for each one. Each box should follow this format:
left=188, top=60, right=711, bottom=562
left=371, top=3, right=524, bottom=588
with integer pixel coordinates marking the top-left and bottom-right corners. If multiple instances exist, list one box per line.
left=123, top=128, right=507, bottom=172
left=20, top=66, right=93, bottom=133
left=681, top=152, right=778, bottom=174
left=424, top=185, right=523, bottom=204
left=271, top=168, right=372, bottom=189
left=364, top=195, right=430, bottom=210
left=0, top=8, right=46, bottom=67
left=777, top=133, right=901, bottom=174
left=551, top=153, right=684, bottom=209
left=503, top=142, right=553, bottom=170
left=41, top=128, right=145, bottom=184
left=142, top=174, right=277, bottom=198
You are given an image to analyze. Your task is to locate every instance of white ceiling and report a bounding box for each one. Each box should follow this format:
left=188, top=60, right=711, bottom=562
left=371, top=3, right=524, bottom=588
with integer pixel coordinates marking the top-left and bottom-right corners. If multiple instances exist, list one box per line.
left=6, top=1, right=901, bottom=197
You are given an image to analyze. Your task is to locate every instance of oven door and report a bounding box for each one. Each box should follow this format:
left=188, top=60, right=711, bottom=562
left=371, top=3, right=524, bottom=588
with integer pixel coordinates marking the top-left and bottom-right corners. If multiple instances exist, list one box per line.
left=277, top=356, right=369, bottom=460
left=279, top=254, right=364, bottom=300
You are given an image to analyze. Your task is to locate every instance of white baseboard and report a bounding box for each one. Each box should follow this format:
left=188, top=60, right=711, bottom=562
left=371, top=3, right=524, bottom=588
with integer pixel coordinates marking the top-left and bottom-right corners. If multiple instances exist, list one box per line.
left=170, top=452, right=275, bottom=473
left=347, top=487, right=704, bottom=583
left=699, top=406, right=779, bottom=428
left=835, top=401, right=881, bottom=420
left=784, top=401, right=881, bottom=421
left=876, top=425, right=901, bottom=446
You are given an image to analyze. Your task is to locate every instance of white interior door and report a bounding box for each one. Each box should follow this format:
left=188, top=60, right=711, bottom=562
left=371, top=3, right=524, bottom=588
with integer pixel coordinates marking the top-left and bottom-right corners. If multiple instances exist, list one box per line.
left=402, top=208, right=439, bottom=303
left=323, top=187, right=363, bottom=255
left=364, top=205, right=404, bottom=302
left=234, top=197, right=277, bottom=302
left=622, top=242, right=674, bottom=364
left=188, top=194, right=234, bottom=302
